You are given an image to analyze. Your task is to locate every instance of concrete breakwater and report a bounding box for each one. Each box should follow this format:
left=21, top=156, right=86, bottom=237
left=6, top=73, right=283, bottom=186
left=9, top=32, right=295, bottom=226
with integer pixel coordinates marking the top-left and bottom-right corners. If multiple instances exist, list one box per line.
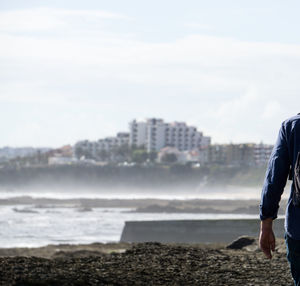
left=120, top=219, right=285, bottom=243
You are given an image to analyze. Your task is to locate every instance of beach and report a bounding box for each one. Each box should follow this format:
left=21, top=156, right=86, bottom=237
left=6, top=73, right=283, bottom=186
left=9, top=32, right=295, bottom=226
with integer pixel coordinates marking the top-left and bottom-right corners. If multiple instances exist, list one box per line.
left=0, top=238, right=292, bottom=286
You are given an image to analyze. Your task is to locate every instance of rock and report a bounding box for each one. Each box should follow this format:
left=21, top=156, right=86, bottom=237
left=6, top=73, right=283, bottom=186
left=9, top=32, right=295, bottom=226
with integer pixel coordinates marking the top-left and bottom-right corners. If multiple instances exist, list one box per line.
left=226, top=236, right=256, bottom=249
left=12, top=208, right=39, bottom=214
left=52, top=250, right=103, bottom=258
left=77, top=207, right=93, bottom=212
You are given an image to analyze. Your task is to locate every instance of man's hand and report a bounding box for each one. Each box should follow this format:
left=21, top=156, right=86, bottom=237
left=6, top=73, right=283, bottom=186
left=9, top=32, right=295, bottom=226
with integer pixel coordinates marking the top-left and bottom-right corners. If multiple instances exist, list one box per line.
left=259, top=218, right=275, bottom=259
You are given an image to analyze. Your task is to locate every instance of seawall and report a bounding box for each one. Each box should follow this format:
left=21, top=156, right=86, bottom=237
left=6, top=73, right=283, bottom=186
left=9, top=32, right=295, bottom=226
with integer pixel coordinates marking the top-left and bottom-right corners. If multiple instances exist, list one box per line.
left=120, top=219, right=285, bottom=243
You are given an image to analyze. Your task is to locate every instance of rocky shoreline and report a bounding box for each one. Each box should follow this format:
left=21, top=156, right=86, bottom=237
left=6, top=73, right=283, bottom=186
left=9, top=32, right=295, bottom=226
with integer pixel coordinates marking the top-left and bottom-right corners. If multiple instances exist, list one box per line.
left=0, top=238, right=293, bottom=286
left=0, top=196, right=287, bottom=215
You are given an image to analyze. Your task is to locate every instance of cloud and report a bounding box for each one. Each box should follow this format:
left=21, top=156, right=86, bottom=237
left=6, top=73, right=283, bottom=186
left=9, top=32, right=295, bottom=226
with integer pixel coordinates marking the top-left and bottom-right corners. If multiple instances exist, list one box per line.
left=3, top=33, right=300, bottom=92
left=0, top=8, right=128, bottom=33
left=0, top=7, right=300, bottom=145
left=262, top=101, right=282, bottom=119
left=183, top=22, right=213, bottom=30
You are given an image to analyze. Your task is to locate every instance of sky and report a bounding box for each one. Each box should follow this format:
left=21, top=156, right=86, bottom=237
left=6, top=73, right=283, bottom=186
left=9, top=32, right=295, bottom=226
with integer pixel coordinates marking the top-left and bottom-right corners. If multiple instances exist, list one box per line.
left=1, top=0, right=300, bottom=147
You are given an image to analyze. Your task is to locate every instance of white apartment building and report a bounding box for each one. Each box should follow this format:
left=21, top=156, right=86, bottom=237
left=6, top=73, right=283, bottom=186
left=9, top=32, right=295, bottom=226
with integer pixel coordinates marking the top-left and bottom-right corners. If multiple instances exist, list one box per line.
left=75, top=132, right=129, bottom=159
left=129, top=120, right=147, bottom=147
left=129, top=118, right=211, bottom=152
left=146, top=118, right=166, bottom=152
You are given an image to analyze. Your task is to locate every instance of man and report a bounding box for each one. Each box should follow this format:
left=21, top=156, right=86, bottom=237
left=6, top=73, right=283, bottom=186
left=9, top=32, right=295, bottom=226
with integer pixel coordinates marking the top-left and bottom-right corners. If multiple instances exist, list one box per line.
left=260, top=113, right=300, bottom=285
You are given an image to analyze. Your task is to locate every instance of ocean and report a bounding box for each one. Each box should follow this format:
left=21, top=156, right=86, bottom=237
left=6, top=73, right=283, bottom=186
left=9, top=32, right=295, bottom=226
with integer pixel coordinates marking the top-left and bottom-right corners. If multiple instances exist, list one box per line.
left=0, top=188, right=287, bottom=248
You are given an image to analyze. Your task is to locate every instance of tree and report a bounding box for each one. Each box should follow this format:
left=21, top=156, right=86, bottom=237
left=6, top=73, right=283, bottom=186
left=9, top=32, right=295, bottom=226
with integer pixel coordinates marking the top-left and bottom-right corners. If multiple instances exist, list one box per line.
left=132, top=149, right=148, bottom=163
left=149, top=151, right=157, bottom=162
left=97, top=150, right=109, bottom=161
left=161, top=153, right=178, bottom=164
left=115, top=144, right=131, bottom=161
left=74, top=146, right=85, bottom=159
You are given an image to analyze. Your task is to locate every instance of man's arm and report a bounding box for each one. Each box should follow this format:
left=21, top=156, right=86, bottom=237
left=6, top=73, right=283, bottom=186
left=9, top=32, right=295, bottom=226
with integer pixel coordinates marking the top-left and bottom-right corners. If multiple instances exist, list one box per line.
left=259, top=218, right=275, bottom=259
left=259, top=123, right=290, bottom=259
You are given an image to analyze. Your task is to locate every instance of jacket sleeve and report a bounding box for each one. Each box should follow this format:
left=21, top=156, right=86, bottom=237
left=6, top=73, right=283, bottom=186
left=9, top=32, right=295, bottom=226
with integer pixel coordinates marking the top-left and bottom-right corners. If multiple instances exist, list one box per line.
left=260, top=123, right=291, bottom=220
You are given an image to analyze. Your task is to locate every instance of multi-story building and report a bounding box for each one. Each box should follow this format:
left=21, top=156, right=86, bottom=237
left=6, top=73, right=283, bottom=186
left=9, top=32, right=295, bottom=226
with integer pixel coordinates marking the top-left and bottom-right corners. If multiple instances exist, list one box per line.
left=146, top=118, right=167, bottom=152
left=224, top=144, right=256, bottom=166
left=74, top=132, right=130, bottom=160
left=129, top=120, right=147, bottom=147
left=201, top=143, right=273, bottom=166
left=97, top=132, right=130, bottom=152
left=253, top=143, right=273, bottom=165
left=129, top=118, right=211, bottom=152
left=206, top=144, right=227, bottom=165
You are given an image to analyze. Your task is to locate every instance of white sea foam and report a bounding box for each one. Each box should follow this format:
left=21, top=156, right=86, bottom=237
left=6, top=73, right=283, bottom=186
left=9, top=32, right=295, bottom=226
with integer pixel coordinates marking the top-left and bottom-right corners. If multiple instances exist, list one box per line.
left=0, top=204, right=274, bottom=248
left=0, top=186, right=286, bottom=200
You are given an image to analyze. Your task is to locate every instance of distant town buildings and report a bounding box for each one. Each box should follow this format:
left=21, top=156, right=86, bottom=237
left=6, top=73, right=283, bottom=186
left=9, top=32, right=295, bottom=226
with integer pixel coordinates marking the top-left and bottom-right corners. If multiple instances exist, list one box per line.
left=48, top=145, right=75, bottom=165
left=74, top=118, right=211, bottom=161
left=0, top=117, right=274, bottom=168
left=129, top=118, right=211, bottom=152
left=71, top=117, right=273, bottom=166
left=201, top=143, right=273, bottom=166
left=0, top=147, right=51, bottom=160
left=156, top=143, right=273, bottom=166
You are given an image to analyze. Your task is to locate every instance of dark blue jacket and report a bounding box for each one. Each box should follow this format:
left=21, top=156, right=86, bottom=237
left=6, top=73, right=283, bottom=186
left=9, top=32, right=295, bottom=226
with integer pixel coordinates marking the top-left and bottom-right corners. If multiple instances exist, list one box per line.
left=260, top=114, right=300, bottom=239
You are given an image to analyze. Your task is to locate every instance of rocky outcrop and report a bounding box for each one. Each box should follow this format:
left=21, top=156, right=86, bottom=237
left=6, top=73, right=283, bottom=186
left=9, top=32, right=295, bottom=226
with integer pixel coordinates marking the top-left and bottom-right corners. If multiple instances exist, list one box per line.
left=226, top=236, right=256, bottom=249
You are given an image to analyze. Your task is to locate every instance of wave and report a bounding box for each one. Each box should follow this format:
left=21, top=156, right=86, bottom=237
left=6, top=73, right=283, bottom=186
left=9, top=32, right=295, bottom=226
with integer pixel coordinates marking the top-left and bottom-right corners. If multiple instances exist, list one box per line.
left=0, top=185, right=290, bottom=201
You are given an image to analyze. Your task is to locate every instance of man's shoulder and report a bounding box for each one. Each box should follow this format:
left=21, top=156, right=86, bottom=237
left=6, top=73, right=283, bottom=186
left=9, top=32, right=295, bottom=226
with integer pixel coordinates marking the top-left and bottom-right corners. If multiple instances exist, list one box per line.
left=283, top=114, right=300, bottom=125
left=282, top=114, right=300, bottom=131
